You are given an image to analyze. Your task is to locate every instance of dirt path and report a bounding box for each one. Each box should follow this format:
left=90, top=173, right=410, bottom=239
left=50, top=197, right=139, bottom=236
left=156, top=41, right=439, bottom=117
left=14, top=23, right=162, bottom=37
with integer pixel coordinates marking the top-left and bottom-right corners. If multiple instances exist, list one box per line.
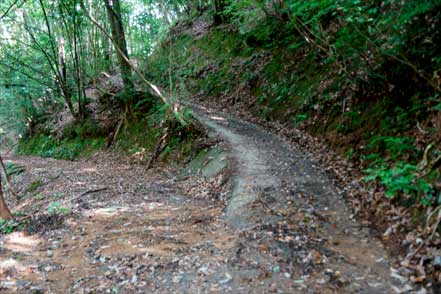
left=0, top=155, right=236, bottom=293
left=0, top=106, right=410, bottom=293
left=192, top=105, right=408, bottom=293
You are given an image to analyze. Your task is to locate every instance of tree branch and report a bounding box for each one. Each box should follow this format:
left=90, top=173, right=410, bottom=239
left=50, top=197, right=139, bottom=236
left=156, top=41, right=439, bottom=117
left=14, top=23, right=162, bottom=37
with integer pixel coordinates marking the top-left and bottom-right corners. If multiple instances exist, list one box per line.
left=80, top=0, right=186, bottom=125
left=0, top=0, right=21, bottom=20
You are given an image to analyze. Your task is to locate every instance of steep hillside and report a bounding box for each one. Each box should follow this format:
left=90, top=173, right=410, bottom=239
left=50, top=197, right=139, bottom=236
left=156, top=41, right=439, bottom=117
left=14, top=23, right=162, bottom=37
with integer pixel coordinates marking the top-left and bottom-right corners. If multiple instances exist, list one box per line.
left=146, top=1, right=441, bottom=286
left=1, top=0, right=441, bottom=292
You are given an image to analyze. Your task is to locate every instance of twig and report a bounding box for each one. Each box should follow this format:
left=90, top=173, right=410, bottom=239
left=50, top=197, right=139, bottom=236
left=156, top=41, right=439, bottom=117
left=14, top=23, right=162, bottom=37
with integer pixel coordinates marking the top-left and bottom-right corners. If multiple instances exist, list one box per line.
left=417, top=143, right=441, bottom=178
left=255, top=197, right=286, bottom=217
left=416, top=122, right=428, bottom=135
left=36, top=187, right=108, bottom=208
left=430, top=209, right=441, bottom=240
left=5, top=142, right=18, bottom=155
left=0, top=0, right=21, bottom=20
left=427, top=205, right=441, bottom=240
left=67, top=187, right=108, bottom=203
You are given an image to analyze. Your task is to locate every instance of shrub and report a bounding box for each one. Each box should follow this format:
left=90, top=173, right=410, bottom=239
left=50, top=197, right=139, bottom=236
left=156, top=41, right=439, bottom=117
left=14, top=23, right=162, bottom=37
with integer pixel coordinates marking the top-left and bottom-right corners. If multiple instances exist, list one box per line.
left=47, top=201, right=70, bottom=215
left=364, top=162, right=434, bottom=205
left=17, top=134, right=104, bottom=160
left=367, top=136, right=417, bottom=162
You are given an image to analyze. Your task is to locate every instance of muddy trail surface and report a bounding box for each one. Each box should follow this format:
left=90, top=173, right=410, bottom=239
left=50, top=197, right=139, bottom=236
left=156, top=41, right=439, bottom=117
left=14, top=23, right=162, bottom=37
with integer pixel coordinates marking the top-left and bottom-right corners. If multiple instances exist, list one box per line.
left=0, top=153, right=236, bottom=294
left=0, top=106, right=406, bottom=293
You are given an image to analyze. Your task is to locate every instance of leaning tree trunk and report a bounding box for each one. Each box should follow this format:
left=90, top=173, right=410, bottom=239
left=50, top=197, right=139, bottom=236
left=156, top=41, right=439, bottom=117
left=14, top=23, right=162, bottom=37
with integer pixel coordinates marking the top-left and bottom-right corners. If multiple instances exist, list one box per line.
left=0, top=168, right=13, bottom=220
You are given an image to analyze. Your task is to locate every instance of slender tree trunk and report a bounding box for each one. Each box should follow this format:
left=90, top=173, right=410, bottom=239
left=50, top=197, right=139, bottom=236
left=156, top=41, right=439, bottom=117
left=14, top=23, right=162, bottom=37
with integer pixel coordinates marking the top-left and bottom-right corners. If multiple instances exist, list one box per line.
left=57, top=36, right=76, bottom=119
left=103, top=35, right=112, bottom=72
left=0, top=162, right=12, bottom=220
left=103, top=0, right=133, bottom=91
left=72, top=16, right=86, bottom=119
left=0, top=191, right=12, bottom=220
left=24, top=2, right=78, bottom=119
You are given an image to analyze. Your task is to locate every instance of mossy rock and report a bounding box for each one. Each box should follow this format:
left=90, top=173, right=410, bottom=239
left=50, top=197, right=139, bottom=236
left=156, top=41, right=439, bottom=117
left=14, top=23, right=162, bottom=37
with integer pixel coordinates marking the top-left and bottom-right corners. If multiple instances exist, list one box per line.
left=181, top=147, right=228, bottom=179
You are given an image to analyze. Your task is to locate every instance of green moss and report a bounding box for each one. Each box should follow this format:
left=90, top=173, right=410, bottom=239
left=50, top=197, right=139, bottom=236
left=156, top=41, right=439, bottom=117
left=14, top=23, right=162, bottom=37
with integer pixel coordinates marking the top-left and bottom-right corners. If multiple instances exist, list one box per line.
left=116, top=120, right=160, bottom=154
left=113, top=108, right=204, bottom=164
left=17, top=134, right=105, bottom=161
left=198, top=29, right=245, bottom=58
left=62, top=118, right=105, bottom=139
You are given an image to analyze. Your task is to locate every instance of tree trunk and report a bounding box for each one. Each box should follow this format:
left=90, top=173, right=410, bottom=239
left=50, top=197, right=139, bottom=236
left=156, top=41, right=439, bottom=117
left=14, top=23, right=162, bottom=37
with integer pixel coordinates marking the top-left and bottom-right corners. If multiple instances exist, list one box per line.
left=103, top=36, right=112, bottom=72
left=103, top=0, right=133, bottom=91
left=58, top=36, right=77, bottom=119
left=0, top=169, right=13, bottom=220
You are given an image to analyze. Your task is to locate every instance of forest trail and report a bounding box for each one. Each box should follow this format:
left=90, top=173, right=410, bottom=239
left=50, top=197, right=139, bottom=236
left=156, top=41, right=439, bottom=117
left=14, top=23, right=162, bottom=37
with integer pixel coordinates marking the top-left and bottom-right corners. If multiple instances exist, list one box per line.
left=191, top=105, right=407, bottom=293
left=0, top=106, right=408, bottom=293
left=0, top=154, right=236, bottom=293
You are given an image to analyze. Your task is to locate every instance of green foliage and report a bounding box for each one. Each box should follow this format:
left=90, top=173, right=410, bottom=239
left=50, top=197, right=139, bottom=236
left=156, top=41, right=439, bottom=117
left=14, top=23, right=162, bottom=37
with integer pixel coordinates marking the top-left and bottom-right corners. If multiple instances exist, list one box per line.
left=51, top=192, right=64, bottom=199
left=117, top=119, right=159, bottom=155
left=0, top=219, right=18, bottom=234
left=294, top=113, right=308, bottom=127
left=148, top=0, right=441, bottom=214
left=25, top=180, right=44, bottom=193
left=367, top=136, right=418, bottom=161
left=63, top=119, right=105, bottom=139
left=17, top=134, right=105, bottom=161
left=4, top=162, right=25, bottom=176
left=114, top=103, right=202, bottom=163
left=47, top=201, right=70, bottom=215
left=0, top=217, right=26, bottom=234
left=364, top=162, right=433, bottom=205
left=35, top=193, right=46, bottom=200
left=344, top=148, right=355, bottom=160
left=0, top=0, right=438, bottom=223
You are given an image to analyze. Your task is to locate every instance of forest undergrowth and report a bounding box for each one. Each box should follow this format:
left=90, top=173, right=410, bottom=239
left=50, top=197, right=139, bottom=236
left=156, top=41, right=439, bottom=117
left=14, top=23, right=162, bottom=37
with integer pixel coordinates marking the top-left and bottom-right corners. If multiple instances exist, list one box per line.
left=146, top=0, right=441, bottom=287
left=1, top=0, right=441, bottom=291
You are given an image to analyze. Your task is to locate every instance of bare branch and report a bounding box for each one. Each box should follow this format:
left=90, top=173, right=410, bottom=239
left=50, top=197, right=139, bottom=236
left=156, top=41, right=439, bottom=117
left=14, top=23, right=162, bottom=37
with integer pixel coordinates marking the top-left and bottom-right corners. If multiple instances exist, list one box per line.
left=0, top=0, right=21, bottom=20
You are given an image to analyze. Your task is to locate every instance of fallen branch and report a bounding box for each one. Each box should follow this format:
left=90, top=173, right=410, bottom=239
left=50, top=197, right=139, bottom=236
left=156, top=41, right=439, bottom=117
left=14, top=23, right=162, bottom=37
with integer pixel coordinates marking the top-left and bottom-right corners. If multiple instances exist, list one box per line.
left=106, top=117, right=124, bottom=149
left=418, top=143, right=441, bottom=178
left=426, top=205, right=441, bottom=240
left=67, top=187, right=109, bottom=203
left=34, top=187, right=109, bottom=209
left=146, top=126, right=171, bottom=169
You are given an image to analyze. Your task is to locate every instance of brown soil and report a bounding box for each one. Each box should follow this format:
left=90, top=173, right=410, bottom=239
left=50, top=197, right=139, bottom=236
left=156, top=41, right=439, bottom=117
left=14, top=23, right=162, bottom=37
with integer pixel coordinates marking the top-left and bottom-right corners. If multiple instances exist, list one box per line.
left=0, top=153, right=235, bottom=293
left=0, top=104, right=421, bottom=293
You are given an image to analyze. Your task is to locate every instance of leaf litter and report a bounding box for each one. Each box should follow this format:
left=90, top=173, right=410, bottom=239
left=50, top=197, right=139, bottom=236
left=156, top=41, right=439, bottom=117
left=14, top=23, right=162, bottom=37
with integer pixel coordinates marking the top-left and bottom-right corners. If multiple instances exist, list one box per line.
left=0, top=104, right=432, bottom=293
